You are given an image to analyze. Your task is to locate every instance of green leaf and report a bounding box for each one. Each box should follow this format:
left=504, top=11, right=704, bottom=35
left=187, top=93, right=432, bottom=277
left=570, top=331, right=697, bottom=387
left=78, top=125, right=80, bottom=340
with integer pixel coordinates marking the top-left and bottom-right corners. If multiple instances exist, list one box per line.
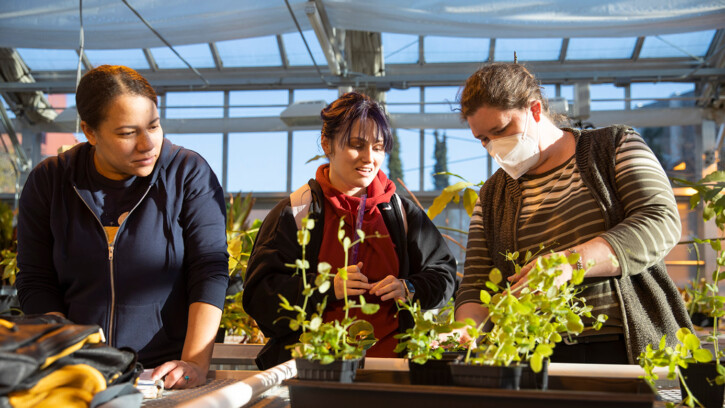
left=309, top=316, right=321, bottom=331
left=571, top=268, right=585, bottom=285
left=489, top=268, right=503, bottom=285
left=689, top=192, right=701, bottom=209
left=711, top=239, right=722, bottom=251
left=683, top=333, right=700, bottom=350
left=338, top=267, right=348, bottom=280
left=530, top=352, right=543, bottom=373
left=297, top=230, right=310, bottom=246
left=463, top=188, right=478, bottom=217
left=342, top=237, right=352, bottom=251
left=427, top=189, right=455, bottom=221
left=318, top=262, right=331, bottom=274
left=479, top=290, right=491, bottom=304
left=675, top=328, right=691, bottom=344
left=692, top=348, right=713, bottom=363
left=319, top=280, right=331, bottom=293
left=361, top=303, right=380, bottom=315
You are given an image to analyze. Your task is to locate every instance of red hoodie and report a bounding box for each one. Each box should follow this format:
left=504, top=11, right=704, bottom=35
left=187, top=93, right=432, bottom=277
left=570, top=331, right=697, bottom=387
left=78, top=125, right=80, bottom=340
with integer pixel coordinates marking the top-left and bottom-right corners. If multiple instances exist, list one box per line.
left=316, top=164, right=400, bottom=357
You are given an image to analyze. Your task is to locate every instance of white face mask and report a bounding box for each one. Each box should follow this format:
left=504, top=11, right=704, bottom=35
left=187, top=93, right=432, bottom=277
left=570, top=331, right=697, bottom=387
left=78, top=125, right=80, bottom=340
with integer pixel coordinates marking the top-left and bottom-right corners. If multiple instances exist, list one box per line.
left=485, top=111, right=540, bottom=179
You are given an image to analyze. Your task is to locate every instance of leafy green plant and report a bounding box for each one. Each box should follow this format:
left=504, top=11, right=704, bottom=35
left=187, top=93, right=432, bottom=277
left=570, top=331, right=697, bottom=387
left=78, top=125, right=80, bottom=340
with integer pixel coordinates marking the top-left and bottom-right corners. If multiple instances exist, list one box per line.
left=220, top=192, right=264, bottom=343
left=0, top=248, right=17, bottom=286
left=219, top=291, right=265, bottom=344
left=427, top=172, right=483, bottom=221
left=226, top=192, right=261, bottom=280
left=638, top=328, right=716, bottom=408
left=278, top=216, right=381, bottom=364
left=462, top=250, right=608, bottom=373
left=394, top=298, right=467, bottom=364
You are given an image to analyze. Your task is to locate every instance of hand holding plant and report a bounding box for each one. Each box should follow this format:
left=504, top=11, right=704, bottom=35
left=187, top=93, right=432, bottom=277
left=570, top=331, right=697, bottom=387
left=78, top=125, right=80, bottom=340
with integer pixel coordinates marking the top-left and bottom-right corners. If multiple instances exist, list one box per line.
left=463, top=250, right=608, bottom=373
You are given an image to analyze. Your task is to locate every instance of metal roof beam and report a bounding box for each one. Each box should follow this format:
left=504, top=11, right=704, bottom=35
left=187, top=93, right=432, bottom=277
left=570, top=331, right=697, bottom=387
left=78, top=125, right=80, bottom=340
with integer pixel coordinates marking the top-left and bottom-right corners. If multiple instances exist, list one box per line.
left=305, top=0, right=345, bottom=76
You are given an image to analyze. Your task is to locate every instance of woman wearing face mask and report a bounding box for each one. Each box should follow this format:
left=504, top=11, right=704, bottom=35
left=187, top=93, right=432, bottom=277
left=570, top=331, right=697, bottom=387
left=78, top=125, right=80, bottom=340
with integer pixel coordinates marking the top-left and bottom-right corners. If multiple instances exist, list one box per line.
left=454, top=63, right=691, bottom=364
left=16, top=65, right=229, bottom=389
left=243, top=92, right=457, bottom=369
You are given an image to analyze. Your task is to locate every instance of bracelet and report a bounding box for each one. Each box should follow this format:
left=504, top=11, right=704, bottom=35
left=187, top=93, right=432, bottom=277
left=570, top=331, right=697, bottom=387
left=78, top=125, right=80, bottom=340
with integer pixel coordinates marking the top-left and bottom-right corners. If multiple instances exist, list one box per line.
left=568, top=248, right=584, bottom=271
left=401, top=279, right=410, bottom=300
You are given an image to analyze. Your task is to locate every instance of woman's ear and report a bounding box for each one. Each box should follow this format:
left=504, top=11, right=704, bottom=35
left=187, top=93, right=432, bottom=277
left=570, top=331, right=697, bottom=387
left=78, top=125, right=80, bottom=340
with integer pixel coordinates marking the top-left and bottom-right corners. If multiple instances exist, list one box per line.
left=321, top=136, right=331, bottom=156
left=80, top=121, right=97, bottom=145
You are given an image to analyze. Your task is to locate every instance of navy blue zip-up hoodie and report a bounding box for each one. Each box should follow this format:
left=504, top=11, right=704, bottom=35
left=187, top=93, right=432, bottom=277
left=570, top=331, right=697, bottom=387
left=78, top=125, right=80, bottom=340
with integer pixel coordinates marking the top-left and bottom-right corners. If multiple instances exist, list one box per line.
left=16, top=139, right=229, bottom=367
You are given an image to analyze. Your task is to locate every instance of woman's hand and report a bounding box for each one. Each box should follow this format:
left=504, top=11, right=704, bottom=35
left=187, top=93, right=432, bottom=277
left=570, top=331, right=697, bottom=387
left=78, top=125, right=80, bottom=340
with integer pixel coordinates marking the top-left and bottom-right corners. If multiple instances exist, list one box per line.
left=334, top=262, right=372, bottom=300
left=369, top=275, right=407, bottom=302
left=508, top=251, right=573, bottom=293
left=152, top=359, right=205, bottom=389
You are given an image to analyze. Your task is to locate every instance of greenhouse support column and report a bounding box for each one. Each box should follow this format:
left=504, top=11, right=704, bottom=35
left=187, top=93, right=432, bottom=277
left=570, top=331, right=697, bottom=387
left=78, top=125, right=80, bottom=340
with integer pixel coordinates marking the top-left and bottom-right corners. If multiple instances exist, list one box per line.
left=419, top=87, right=425, bottom=191
left=286, top=90, right=293, bottom=193
left=222, top=91, right=229, bottom=192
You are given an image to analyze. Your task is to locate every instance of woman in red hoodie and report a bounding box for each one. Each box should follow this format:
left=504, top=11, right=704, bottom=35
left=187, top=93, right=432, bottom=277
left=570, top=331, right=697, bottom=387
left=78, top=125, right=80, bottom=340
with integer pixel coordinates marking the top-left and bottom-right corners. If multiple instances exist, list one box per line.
left=244, top=92, right=457, bottom=369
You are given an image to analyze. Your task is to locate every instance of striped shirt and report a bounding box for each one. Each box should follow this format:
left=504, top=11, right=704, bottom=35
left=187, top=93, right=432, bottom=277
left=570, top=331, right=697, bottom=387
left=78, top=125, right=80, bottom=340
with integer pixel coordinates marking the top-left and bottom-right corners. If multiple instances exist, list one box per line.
left=457, top=130, right=681, bottom=336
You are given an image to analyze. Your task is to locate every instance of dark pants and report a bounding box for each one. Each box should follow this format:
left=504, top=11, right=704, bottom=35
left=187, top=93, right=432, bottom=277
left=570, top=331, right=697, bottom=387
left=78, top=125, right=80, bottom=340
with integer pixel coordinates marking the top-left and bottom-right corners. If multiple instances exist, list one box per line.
left=550, top=334, right=629, bottom=364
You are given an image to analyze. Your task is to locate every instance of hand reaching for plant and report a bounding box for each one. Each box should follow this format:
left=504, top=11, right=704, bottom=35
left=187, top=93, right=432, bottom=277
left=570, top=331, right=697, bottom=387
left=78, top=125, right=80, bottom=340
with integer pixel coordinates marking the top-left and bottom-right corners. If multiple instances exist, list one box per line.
left=508, top=251, right=573, bottom=293
left=369, top=275, right=407, bottom=301
left=334, top=262, right=372, bottom=300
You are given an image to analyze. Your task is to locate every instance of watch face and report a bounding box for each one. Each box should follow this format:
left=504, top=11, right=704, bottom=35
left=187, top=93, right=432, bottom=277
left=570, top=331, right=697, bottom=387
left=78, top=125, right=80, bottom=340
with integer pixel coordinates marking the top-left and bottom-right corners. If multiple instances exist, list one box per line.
left=405, top=280, right=415, bottom=294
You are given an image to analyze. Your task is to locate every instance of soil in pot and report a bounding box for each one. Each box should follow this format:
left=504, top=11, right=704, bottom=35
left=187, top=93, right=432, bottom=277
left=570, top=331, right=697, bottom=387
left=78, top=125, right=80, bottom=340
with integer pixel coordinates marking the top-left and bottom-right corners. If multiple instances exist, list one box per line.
left=679, top=361, right=725, bottom=408
left=450, top=362, right=524, bottom=390
left=408, top=353, right=461, bottom=385
left=295, top=358, right=360, bottom=383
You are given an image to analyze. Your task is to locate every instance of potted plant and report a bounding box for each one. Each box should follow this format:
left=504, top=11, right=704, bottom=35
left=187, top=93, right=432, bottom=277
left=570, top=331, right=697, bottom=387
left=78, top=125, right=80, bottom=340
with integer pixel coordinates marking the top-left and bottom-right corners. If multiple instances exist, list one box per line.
left=218, top=192, right=264, bottom=344
left=0, top=200, right=18, bottom=316
left=278, top=217, right=380, bottom=383
left=644, top=171, right=725, bottom=407
left=452, top=250, right=608, bottom=390
left=394, top=298, right=467, bottom=385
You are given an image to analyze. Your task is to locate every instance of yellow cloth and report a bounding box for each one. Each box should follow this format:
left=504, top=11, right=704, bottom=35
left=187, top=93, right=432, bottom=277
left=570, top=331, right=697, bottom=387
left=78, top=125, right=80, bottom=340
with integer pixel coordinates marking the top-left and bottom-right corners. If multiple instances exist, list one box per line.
left=8, top=364, right=107, bottom=408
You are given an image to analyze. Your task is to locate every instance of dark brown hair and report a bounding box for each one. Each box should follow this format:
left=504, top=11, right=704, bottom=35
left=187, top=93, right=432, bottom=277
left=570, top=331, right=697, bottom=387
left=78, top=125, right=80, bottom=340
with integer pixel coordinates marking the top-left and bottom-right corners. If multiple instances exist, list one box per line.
left=459, top=63, right=551, bottom=120
left=75, top=65, right=157, bottom=129
left=320, top=92, right=393, bottom=153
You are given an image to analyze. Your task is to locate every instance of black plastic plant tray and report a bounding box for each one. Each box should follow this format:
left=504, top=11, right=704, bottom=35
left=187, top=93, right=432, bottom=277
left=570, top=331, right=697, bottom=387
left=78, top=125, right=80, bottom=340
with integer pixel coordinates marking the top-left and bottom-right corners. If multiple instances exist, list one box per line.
left=284, top=369, right=655, bottom=408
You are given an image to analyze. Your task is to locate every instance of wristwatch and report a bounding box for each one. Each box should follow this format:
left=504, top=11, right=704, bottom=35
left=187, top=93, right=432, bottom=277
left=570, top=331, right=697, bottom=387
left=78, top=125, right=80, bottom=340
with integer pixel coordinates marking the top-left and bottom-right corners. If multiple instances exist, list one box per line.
left=401, top=279, right=415, bottom=300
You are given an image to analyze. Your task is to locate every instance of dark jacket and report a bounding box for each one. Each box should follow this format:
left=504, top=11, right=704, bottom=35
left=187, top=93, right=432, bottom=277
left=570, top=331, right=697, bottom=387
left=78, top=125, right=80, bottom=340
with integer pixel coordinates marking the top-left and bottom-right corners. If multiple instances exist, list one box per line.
left=16, top=139, right=229, bottom=367
left=243, top=179, right=457, bottom=370
left=480, top=125, right=692, bottom=363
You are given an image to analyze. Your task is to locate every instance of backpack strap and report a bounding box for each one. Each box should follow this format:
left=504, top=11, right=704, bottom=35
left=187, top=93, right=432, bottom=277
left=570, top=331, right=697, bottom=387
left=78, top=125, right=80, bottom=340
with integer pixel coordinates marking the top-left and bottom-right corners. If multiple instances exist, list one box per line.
left=392, top=193, right=408, bottom=236
left=290, top=182, right=313, bottom=230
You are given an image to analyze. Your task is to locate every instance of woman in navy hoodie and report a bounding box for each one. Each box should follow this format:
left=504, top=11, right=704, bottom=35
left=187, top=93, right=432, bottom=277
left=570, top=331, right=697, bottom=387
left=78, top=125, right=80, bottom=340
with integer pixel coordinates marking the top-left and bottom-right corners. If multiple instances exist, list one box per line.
left=16, top=65, right=229, bottom=389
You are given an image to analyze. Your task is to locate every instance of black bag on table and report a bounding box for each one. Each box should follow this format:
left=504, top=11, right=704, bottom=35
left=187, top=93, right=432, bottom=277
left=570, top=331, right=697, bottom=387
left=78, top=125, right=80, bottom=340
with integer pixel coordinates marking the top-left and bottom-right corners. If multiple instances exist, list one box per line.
left=0, top=315, right=142, bottom=408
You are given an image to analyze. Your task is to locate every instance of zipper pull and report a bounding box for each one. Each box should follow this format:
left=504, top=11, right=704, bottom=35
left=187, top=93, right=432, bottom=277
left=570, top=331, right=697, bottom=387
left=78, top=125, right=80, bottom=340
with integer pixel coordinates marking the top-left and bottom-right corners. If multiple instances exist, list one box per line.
left=108, top=245, right=114, bottom=261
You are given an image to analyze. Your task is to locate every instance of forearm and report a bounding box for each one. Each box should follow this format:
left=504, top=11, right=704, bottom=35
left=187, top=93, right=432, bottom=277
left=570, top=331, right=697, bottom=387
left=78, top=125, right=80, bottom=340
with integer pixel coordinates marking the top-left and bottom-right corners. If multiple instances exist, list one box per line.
left=454, top=302, right=488, bottom=326
left=181, top=302, right=222, bottom=375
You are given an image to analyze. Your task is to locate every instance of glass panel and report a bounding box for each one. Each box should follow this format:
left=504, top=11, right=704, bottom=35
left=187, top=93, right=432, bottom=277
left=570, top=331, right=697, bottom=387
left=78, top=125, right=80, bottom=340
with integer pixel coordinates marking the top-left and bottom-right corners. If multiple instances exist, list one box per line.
left=228, top=132, right=287, bottom=192
left=230, top=90, right=288, bottom=117
left=443, top=129, right=490, bottom=184
left=424, top=36, right=489, bottom=63
left=165, top=91, right=224, bottom=119
left=292, top=130, right=325, bottom=189
left=165, top=134, right=223, bottom=182
left=16, top=48, right=80, bottom=71
left=397, top=128, right=421, bottom=190
left=1, top=98, right=15, bottom=119
left=495, top=38, right=561, bottom=62
left=84, top=49, right=149, bottom=69
left=293, top=89, right=338, bottom=104
left=560, top=85, right=574, bottom=106
left=42, top=133, right=81, bottom=159
left=590, top=84, right=625, bottom=111
left=386, top=88, right=420, bottom=113
left=630, top=82, right=696, bottom=109
left=216, top=36, right=281, bottom=67
left=424, top=86, right=461, bottom=113
left=639, top=30, right=716, bottom=59
left=567, top=37, right=637, bottom=60
left=282, top=30, right=326, bottom=66
left=382, top=33, right=419, bottom=64
left=150, top=43, right=215, bottom=69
